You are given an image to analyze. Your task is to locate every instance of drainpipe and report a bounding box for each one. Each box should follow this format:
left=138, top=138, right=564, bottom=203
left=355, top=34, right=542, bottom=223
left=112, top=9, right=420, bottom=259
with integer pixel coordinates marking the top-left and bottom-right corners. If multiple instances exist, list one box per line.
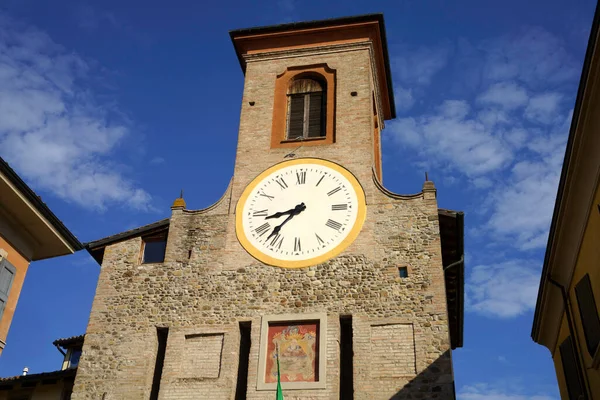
left=547, top=277, right=591, bottom=399
left=443, top=256, right=464, bottom=271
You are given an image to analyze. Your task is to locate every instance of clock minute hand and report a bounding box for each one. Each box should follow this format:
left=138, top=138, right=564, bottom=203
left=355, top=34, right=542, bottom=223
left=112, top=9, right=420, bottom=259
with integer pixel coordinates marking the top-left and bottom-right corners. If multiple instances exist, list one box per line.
left=266, top=203, right=306, bottom=240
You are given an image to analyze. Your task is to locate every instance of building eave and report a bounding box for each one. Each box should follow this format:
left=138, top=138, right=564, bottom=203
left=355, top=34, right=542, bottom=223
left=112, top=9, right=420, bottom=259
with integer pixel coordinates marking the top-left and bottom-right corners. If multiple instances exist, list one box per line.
left=0, top=157, right=83, bottom=260
left=438, top=208, right=465, bottom=349
left=0, top=368, right=76, bottom=387
left=229, top=13, right=396, bottom=119
left=52, top=334, right=85, bottom=349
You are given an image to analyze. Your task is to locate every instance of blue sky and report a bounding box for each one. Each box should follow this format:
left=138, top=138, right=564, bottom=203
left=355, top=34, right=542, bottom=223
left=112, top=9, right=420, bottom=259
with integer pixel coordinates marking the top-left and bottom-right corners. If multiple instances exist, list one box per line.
left=0, top=0, right=596, bottom=398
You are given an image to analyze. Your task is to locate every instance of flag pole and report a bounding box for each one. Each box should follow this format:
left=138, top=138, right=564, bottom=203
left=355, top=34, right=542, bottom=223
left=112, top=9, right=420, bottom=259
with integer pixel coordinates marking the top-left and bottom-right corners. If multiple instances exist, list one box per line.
left=276, top=343, right=284, bottom=400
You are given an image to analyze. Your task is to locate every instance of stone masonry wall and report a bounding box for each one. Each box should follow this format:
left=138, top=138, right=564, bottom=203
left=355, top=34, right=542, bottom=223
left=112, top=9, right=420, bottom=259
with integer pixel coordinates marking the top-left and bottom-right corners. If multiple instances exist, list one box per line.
left=72, top=41, right=454, bottom=400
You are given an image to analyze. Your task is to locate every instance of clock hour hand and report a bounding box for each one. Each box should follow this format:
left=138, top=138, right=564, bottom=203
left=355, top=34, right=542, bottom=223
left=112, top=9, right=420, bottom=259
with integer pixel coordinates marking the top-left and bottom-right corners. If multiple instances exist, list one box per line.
left=266, top=203, right=306, bottom=240
left=265, top=203, right=306, bottom=219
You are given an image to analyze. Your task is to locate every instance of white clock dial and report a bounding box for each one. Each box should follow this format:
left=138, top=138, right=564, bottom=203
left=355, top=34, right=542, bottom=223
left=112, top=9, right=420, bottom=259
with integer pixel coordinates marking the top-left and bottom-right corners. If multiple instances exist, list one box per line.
left=236, top=158, right=366, bottom=268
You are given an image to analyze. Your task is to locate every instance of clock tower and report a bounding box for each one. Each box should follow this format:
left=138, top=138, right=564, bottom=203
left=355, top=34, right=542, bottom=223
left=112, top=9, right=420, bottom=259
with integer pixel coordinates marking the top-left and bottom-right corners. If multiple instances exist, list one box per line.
left=76, top=14, right=464, bottom=400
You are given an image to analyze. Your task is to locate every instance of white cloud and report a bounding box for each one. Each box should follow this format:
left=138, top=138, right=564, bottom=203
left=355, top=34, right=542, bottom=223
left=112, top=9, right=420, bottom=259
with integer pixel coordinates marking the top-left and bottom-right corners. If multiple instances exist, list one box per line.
left=486, top=113, right=569, bottom=250
left=525, top=92, right=563, bottom=124
left=388, top=100, right=513, bottom=176
left=459, top=383, right=556, bottom=400
left=486, top=160, right=560, bottom=250
left=394, top=85, right=415, bottom=112
left=482, top=27, right=579, bottom=87
left=478, top=82, right=529, bottom=110
left=0, top=13, right=152, bottom=211
left=393, top=44, right=451, bottom=86
left=466, top=261, right=541, bottom=318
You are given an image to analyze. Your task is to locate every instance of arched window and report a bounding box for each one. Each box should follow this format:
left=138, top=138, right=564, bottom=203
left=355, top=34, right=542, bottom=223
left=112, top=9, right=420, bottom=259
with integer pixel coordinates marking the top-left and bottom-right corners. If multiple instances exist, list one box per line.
left=286, top=78, right=326, bottom=139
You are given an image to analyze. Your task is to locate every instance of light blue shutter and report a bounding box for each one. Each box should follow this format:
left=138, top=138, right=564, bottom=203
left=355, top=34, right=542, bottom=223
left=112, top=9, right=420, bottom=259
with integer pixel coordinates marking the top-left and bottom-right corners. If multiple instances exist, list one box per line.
left=0, top=259, right=16, bottom=320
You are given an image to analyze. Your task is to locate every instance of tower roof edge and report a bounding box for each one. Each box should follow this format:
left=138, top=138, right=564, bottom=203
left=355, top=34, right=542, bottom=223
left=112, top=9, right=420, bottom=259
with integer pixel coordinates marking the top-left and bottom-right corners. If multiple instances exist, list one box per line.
left=229, top=13, right=396, bottom=119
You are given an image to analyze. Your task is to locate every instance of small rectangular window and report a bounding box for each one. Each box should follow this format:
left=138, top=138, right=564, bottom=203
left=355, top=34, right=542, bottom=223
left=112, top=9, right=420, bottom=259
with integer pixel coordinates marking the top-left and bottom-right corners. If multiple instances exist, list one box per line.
left=575, top=274, right=600, bottom=356
left=559, top=336, right=586, bottom=400
left=142, top=234, right=167, bottom=264
left=398, top=266, right=408, bottom=278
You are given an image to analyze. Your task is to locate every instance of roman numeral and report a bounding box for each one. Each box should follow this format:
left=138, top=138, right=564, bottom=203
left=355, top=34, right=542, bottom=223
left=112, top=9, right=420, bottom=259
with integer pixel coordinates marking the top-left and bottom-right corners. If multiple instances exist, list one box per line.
left=253, top=209, right=268, bottom=217
left=315, top=175, right=325, bottom=187
left=254, top=222, right=270, bottom=237
left=269, top=233, right=284, bottom=248
left=296, top=171, right=306, bottom=185
left=294, top=237, right=301, bottom=252
left=331, top=204, right=347, bottom=211
left=315, top=233, right=325, bottom=245
left=326, top=219, right=342, bottom=231
left=327, top=187, right=341, bottom=196
left=259, top=191, right=274, bottom=201
left=275, top=177, right=288, bottom=190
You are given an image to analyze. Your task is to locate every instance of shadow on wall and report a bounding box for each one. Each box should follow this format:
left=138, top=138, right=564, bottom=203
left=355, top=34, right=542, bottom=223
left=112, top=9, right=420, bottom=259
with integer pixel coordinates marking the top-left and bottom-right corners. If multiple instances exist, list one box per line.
left=388, top=351, right=456, bottom=400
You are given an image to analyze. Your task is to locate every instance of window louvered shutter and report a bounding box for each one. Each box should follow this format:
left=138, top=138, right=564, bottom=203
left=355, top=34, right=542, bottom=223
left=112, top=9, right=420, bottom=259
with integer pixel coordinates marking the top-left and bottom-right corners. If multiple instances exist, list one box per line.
left=575, top=274, right=600, bottom=356
left=307, top=92, right=324, bottom=138
left=0, top=259, right=16, bottom=320
left=287, top=95, right=305, bottom=139
left=559, top=336, right=586, bottom=400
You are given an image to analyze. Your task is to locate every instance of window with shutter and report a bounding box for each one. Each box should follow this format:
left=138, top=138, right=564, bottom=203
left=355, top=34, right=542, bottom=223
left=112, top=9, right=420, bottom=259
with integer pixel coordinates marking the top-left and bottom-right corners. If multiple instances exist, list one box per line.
left=307, top=92, right=323, bottom=138
left=0, top=259, right=16, bottom=320
left=559, top=336, right=586, bottom=400
left=287, top=94, right=305, bottom=139
left=286, top=78, right=325, bottom=139
left=575, top=274, right=600, bottom=356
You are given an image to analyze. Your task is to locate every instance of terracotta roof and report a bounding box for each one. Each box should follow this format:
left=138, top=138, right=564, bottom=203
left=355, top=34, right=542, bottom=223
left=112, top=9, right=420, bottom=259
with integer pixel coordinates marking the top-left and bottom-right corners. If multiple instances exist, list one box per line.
left=0, top=156, right=83, bottom=254
left=52, top=334, right=85, bottom=348
left=0, top=368, right=76, bottom=385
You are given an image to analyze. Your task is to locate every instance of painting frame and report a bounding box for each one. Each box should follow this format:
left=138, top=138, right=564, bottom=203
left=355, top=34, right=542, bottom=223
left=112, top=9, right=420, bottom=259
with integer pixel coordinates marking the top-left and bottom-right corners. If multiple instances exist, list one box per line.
left=257, top=313, right=327, bottom=390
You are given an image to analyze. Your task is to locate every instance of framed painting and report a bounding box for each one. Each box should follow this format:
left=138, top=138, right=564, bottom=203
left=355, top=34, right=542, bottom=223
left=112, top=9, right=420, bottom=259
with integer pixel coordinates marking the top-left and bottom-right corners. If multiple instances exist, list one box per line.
left=257, top=313, right=327, bottom=390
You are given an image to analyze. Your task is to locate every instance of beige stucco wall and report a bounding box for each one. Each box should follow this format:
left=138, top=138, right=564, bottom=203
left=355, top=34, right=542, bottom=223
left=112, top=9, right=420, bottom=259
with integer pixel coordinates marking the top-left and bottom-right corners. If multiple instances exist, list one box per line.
left=0, top=234, right=30, bottom=356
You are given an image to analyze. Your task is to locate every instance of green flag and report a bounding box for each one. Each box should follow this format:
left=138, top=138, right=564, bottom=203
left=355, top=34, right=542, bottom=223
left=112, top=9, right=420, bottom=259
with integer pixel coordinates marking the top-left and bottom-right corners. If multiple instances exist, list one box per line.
left=276, top=345, right=284, bottom=400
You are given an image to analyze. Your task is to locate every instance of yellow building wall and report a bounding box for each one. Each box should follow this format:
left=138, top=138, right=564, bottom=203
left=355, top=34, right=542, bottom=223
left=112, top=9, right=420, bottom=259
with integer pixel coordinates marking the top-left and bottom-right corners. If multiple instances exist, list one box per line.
left=0, top=234, right=30, bottom=356
left=553, top=315, right=572, bottom=400
left=552, top=182, right=600, bottom=399
left=568, top=180, right=600, bottom=396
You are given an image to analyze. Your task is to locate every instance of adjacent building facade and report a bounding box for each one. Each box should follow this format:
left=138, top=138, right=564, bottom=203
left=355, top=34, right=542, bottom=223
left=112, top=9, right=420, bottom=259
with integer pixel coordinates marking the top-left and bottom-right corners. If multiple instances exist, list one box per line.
left=0, top=335, right=83, bottom=400
left=0, top=157, right=82, bottom=356
left=532, top=4, right=600, bottom=399
left=75, top=14, right=464, bottom=399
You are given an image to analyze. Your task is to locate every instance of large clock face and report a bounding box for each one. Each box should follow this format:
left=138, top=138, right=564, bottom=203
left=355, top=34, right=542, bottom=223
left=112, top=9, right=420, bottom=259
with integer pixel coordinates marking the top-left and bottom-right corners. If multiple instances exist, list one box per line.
left=236, top=158, right=366, bottom=268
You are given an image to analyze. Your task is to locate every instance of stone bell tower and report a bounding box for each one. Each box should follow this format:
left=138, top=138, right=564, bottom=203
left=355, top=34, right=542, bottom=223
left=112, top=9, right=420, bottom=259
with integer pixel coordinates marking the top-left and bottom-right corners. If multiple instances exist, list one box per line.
left=74, top=14, right=464, bottom=400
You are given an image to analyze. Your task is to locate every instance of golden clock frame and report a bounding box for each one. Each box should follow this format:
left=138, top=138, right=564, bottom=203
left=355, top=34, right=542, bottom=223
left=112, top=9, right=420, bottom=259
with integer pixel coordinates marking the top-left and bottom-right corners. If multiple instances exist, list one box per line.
left=235, top=158, right=366, bottom=269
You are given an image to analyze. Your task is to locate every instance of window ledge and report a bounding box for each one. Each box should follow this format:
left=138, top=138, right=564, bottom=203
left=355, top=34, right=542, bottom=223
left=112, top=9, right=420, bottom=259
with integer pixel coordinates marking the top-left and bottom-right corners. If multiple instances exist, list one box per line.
left=280, top=137, right=327, bottom=144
